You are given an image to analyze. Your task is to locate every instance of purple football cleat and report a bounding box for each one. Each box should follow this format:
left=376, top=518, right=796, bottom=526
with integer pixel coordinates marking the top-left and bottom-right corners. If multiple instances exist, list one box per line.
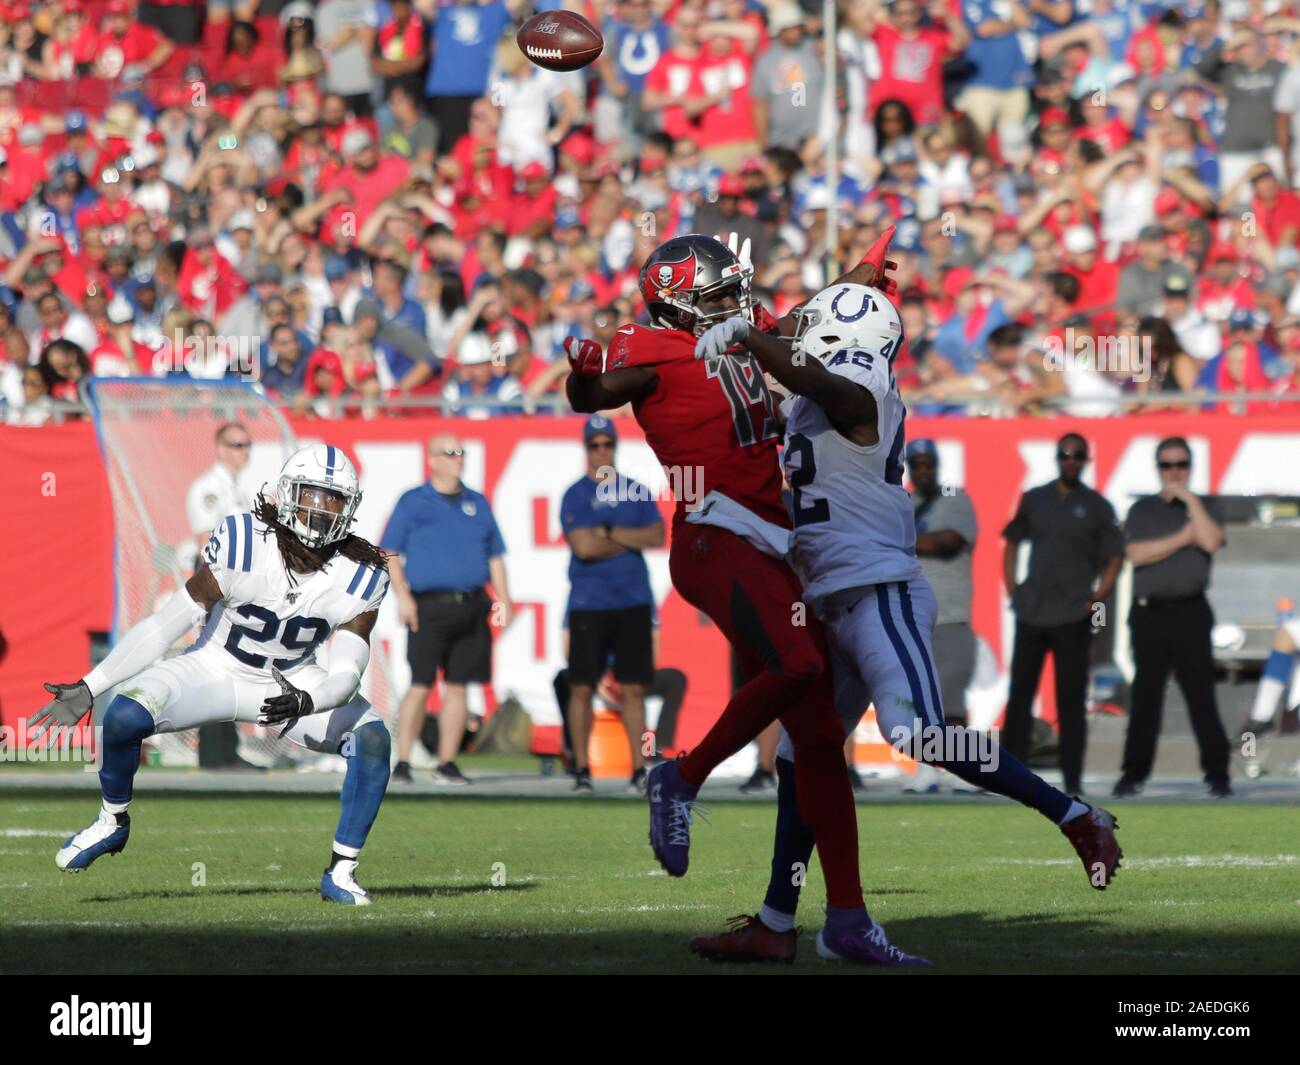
left=816, top=918, right=931, bottom=967
left=647, top=759, right=703, bottom=877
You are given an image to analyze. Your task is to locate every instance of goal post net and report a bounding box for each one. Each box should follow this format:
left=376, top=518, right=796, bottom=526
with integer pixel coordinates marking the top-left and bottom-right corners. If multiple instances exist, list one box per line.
left=82, top=377, right=399, bottom=767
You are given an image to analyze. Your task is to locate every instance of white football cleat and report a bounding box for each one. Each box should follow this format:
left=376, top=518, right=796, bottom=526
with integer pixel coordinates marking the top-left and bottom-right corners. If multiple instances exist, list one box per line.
left=320, top=859, right=372, bottom=906
left=56, top=810, right=131, bottom=872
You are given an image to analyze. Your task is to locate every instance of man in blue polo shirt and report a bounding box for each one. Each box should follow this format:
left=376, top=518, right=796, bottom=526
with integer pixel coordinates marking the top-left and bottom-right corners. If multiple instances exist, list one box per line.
left=598, top=0, right=671, bottom=152
left=383, top=432, right=513, bottom=785
left=956, top=0, right=1034, bottom=139
left=560, top=415, right=664, bottom=794
left=423, top=0, right=523, bottom=153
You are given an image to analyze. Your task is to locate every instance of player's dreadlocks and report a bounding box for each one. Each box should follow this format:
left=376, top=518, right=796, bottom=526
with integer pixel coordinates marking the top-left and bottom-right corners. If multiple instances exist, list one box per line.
left=253, top=496, right=388, bottom=583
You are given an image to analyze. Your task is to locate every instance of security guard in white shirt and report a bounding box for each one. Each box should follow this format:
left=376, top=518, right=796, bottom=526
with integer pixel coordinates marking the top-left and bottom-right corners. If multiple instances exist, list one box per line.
left=186, top=423, right=255, bottom=566
left=184, top=422, right=257, bottom=769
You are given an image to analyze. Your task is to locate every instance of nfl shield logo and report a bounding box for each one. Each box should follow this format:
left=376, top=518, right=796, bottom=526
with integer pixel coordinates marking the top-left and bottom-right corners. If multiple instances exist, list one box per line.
left=462, top=500, right=478, bottom=516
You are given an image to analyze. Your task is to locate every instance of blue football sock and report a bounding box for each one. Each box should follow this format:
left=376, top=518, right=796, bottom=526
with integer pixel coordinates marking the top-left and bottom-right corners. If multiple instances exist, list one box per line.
left=335, top=721, right=391, bottom=851
left=824, top=903, right=870, bottom=929
left=1263, top=648, right=1293, bottom=684
left=99, top=696, right=155, bottom=807
left=934, top=726, right=1072, bottom=825
left=761, top=756, right=815, bottom=921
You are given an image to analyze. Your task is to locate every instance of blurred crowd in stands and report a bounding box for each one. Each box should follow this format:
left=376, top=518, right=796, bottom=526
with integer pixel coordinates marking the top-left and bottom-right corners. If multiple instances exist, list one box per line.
left=4, top=0, right=1300, bottom=427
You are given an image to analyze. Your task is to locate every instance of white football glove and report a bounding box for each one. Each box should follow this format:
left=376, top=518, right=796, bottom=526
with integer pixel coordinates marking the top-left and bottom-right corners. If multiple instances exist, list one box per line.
left=28, top=681, right=94, bottom=745
left=694, top=316, right=751, bottom=361
left=723, top=231, right=753, bottom=274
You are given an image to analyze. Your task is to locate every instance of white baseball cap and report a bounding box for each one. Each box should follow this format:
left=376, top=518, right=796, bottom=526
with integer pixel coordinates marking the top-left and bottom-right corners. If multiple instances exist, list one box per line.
left=1063, top=226, right=1097, bottom=255
left=132, top=144, right=160, bottom=168
left=457, top=333, right=495, bottom=366
left=769, top=5, right=805, bottom=33
left=341, top=127, right=374, bottom=156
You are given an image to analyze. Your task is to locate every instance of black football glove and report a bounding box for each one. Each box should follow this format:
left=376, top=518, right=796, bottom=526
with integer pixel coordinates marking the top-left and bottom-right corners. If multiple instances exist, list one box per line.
left=257, top=667, right=314, bottom=725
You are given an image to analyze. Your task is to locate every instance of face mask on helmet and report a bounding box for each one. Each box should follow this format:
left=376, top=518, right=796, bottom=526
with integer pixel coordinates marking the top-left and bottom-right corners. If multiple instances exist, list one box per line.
left=297, top=484, right=346, bottom=535
left=791, top=284, right=903, bottom=364
left=792, top=305, right=848, bottom=363
left=274, top=445, right=362, bottom=548
left=648, top=276, right=755, bottom=337
left=275, top=475, right=360, bottom=548
left=692, top=276, right=754, bottom=333
left=642, top=237, right=756, bottom=337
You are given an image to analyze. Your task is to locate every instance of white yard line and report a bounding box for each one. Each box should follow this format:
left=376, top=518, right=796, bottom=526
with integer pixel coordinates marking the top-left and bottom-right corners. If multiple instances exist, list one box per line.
left=988, top=854, right=1297, bottom=870
left=0, top=828, right=75, bottom=837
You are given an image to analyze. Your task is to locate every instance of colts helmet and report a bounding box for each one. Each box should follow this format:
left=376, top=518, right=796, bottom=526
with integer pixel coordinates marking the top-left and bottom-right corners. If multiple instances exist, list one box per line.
left=638, top=234, right=755, bottom=336
left=275, top=444, right=362, bottom=548
left=792, top=283, right=904, bottom=364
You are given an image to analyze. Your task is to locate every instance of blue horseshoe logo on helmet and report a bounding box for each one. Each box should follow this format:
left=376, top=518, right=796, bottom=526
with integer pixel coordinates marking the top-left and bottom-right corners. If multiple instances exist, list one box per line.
left=830, top=286, right=874, bottom=322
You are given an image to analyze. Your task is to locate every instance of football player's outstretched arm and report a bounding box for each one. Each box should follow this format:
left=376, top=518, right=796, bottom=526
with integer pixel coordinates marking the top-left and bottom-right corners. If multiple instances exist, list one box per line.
left=85, top=566, right=219, bottom=696
left=258, top=609, right=378, bottom=725
left=28, top=565, right=219, bottom=742
left=774, top=224, right=900, bottom=337
left=566, top=368, right=657, bottom=412
left=563, top=336, right=658, bottom=412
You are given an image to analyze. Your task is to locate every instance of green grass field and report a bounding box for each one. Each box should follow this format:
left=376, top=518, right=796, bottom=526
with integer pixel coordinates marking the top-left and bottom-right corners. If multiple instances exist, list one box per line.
left=2, top=790, right=1297, bottom=974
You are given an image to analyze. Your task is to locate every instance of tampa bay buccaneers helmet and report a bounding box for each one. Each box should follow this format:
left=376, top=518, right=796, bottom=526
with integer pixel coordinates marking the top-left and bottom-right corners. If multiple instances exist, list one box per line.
left=638, top=234, right=755, bottom=336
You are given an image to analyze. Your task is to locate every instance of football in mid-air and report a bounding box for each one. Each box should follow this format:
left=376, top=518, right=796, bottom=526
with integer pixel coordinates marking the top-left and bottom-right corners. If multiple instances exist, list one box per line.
left=517, top=10, right=604, bottom=72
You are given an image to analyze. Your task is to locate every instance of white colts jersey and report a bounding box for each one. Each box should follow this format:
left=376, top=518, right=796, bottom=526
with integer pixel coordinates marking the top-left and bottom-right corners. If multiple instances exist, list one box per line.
left=198, top=512, right=389, bottom=680
left=781, top=347, right=922, bottom=608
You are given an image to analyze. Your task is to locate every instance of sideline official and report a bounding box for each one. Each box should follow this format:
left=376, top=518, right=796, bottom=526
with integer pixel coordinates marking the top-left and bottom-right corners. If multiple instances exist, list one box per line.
left=1002, top=433, right=1123, bottom=795
left=1116, top=437, right=1231, bottom=798
left=186, top=422, right=257, bottom=770
left=908, top=440, right=978, bottom=721
left=384, top=432, right=513, bottom=786
left=907, top=439, right=978, bottom=791
left=187, top=422, right=254, bottom=565
left=560, top=415, right=665, bottom=794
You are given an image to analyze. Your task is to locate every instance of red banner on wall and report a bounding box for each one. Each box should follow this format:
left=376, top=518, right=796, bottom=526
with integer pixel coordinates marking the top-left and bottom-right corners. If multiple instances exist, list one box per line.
left=3, top=412, right=1299, bottom=749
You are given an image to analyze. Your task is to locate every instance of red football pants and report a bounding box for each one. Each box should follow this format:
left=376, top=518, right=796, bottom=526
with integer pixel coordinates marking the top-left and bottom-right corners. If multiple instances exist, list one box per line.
left=669, top=522, right=863, bottom=909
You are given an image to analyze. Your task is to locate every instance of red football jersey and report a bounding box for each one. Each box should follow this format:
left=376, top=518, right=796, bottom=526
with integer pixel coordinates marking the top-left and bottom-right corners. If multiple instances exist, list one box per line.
left=606, top=322, right=786, bottom=527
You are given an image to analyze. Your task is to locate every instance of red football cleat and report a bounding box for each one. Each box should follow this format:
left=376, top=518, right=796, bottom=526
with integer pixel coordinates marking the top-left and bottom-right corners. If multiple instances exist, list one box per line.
left=1061, top=804, right=1123, bottom=889
left=690, top=914, right=797, bottom=964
